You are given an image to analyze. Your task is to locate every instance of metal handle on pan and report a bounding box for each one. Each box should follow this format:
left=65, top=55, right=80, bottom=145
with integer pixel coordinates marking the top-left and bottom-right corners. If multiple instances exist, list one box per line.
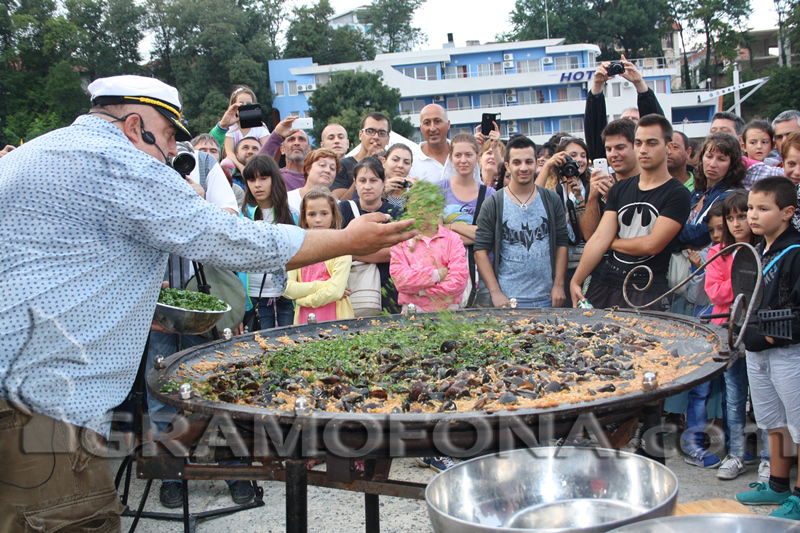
left=622, top=242, right=763, bottom=350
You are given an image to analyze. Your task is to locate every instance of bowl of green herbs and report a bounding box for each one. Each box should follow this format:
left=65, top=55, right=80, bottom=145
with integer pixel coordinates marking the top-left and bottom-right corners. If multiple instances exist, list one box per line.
left=155, top=288, right=231, bottom=335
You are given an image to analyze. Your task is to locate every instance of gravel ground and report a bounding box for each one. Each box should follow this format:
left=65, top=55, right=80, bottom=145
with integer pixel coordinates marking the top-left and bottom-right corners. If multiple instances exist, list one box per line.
left=116, top=424, right=789, bottom=532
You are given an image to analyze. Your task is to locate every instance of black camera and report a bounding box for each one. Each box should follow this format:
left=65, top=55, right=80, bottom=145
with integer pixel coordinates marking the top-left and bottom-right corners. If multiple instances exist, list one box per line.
left=238, top=103, right=263, bottom=129
left=559, top=155, right=580, bottom=178
left=170, top=152, right=196, bottom=176
left=401, top=179, right=413, bottom=189
left=607, top=61, right=625, bottom=76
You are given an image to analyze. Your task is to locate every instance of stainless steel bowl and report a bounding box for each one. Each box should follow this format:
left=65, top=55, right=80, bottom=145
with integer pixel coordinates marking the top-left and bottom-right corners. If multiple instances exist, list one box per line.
left=609, top=513, right=800, bottom=532
left=426, top=447, right=678, bottom=533
left=154, top=302, right=231, bottom=335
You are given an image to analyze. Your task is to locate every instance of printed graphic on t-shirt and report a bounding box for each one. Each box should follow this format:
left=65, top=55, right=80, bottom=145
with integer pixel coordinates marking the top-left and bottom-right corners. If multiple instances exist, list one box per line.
left=501, top=219, right=550, bottom=253
left=615, top=201, right=659, bottom=264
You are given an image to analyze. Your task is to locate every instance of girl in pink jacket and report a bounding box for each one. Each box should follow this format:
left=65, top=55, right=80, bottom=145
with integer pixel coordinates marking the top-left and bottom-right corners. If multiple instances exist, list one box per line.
left=390, top=185, right=468, bottom=312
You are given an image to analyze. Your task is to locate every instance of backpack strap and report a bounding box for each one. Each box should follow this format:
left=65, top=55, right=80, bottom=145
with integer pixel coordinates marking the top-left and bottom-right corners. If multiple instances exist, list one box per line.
left=466, top=185, right=488, bottom=307
left=763, top=244, right=800, bottom=274
left=348, top=200, right=361, bottom=219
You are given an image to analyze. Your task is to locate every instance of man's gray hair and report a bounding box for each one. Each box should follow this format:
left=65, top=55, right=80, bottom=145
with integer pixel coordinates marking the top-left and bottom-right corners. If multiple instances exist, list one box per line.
left=772, top=110, right=800, bottom=129
left=191, top=133, right=220, bottom=150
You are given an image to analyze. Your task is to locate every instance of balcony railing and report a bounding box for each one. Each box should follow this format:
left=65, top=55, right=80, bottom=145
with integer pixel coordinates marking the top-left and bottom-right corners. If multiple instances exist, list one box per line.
left=414, top=56, right=681, bottom=82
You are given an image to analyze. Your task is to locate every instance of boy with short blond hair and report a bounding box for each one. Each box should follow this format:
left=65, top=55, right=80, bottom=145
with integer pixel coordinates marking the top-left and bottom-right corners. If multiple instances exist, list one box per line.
left=735, top=176, right=800, bottom=520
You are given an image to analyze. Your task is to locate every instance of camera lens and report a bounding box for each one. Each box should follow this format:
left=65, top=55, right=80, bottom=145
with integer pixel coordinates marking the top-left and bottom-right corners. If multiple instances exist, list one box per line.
left=170, top=152, right=196, bottom=176
left=607, top=61, right=625, bottom=76
left=560, top=155, right=580, bottom=178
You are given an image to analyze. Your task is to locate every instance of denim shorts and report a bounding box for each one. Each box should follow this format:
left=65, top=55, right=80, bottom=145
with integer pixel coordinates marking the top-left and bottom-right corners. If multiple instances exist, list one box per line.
left=0, top=398, right=124, bottom=532
left=746, top=345, right=800, bottom=443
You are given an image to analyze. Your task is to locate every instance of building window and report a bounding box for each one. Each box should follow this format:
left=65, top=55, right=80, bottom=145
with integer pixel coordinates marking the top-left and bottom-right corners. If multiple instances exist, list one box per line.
left=274, top=82, right=285, bottom=97
left=444, top=65, right=468, bottom=79
left=291, top=111, right=301, bottom=117
left=315, top=73, right=330, bottom=87
left=479, top=93, right=505, bottom=108
left=477, top=62, right=502, bottom=77
left=555, top=55, right=579, bottom=70
left=446, top=96, right=470, bottom=111
left=559, top=117, right=584, bottom=132
left=520, top=120, right=545, bottom=136
left=568, top=86, right=582, bottom=101
left=400, top=65, right=437, bottom=80
left=645, top=80, right=668, bottom=93
left=400, top=99, right=426, bottom=114
left=516, top=59, right=541, bottom=73
left=288, top=81, right=298, bottom=96
left=612, top=83, right=621, bottom=97
left=450, top=126, right=472, bottom=137
left=498, top=122, right=508, bottom=137
left=518, top=89, right=544, bottom=105
left=556, top=88, right=568, bottom=102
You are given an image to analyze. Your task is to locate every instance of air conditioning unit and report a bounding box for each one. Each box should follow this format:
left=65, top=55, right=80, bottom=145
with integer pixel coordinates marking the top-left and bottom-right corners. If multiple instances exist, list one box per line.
left=297, top=84, right=306, bottom=92
left=542, top=57, right=554, bottom=65
left=433, top=95, right=445, bottom=102
left=503, top=53, right=514, bottom=61
left=503, top=61, right=514, bottom=69
left=506, top=95, right=517, bottom=103
left=305, top=83, right=316, bottom=91
left=508, top=120, right=519, bottom=133
left=622, top=81, right=633, bottom=89
left=506, top=89, right=517, bottom=95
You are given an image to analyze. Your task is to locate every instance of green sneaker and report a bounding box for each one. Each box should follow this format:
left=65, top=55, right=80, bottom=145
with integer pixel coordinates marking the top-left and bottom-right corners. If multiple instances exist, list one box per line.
left=771, top=495, right=800, bottom=520
left=735, top=482, right=791, bottom=506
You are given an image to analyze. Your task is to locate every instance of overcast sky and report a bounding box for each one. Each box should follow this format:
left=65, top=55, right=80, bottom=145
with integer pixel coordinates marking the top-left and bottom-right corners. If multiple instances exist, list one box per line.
left=312, top=0, right=778, bottom=52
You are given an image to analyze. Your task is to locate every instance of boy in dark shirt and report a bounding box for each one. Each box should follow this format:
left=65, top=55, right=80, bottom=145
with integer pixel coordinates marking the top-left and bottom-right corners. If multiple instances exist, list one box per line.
left=569, top=114, right=691, bottom=310
left=735, top=177, right=800, bottom=520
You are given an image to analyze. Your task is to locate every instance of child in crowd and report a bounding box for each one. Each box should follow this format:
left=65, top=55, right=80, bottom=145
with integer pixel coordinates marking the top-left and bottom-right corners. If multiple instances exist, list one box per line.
left=222, top=86, right=270, bottom=162
left=283, top=188, right=353, bottom=325
left=706, top=190, right=767, bottom=480
left=684, top=203, right=723, bottom=316
left=390, top=184, right=468, bottom=312
left=742, top=120, right=775, bottom=164
left=781, top=131, right=800, bottom=186
left=734, top=177, right=800, bottom=521
left=239, top=156, right=297, bottom=329
left=680, top=203, right=726, bottom=469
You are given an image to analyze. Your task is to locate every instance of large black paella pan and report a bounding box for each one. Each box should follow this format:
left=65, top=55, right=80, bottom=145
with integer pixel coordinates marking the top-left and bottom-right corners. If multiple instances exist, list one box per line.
left=147, top=308, right=732, bottom=459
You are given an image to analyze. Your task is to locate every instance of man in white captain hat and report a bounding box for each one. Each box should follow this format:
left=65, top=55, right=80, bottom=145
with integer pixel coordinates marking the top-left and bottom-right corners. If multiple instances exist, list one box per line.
left=0, top=75, right=414, bottom=530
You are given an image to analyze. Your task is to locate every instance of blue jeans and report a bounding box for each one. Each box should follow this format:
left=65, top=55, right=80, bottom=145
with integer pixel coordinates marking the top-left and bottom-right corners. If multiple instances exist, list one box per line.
left=681, top=381, right=711, bottom=455
left=257, top=297, right=294, bottom=329
left=724, top=358, right=748, bottom=458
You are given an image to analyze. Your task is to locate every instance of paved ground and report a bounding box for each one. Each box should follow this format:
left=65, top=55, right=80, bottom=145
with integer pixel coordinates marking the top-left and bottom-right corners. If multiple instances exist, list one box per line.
left=116, top=424, right=789, bottom=532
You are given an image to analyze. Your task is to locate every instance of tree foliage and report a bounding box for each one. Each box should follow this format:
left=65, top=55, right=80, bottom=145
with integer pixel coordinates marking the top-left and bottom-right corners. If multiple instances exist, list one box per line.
left=362, top=0, right=427, bottom=53
left=731, top=66, right=800, bottom=121
left=500, top=0, right=672, bottom=58
left=284, top=0, right=376, bottom=64
left=306, top=70, right=414, bottom=147
left=688, top=0, right=751, bottom=83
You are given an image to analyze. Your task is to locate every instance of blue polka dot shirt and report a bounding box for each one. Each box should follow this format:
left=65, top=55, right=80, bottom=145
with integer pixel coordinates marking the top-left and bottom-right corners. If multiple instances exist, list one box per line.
left=0, top=115, right=305, bottom=436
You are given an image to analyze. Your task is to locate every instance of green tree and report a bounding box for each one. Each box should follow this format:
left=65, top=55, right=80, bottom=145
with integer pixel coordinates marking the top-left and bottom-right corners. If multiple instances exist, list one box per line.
left=65, top=0, right=145, bottom=79
left=361, top=0, right=426, bottom=53
left=689, top=0, right=751, bottom=85
left=501, top=0, right=670, bottom=58
left=284, top=0, right=375, bottom=64
left=500, top=0, right=599, bottom=45
left=306, top=69, right=414, bottom=147
left=144, top=0, right=280, bottom=134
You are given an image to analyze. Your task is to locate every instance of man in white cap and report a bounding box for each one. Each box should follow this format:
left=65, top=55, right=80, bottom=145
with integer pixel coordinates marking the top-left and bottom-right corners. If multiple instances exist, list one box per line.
left=0, top=75, right=413, bottom=530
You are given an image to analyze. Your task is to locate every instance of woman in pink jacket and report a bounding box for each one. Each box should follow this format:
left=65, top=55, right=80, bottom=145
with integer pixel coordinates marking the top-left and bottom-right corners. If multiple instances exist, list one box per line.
left=390, top=184, right=468, bottom=312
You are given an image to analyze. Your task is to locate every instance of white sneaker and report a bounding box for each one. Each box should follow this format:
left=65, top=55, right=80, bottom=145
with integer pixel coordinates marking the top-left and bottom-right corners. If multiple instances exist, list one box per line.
left=717, top=454, right=747, bottom=480
left=758, top=460, right=771, bottom=484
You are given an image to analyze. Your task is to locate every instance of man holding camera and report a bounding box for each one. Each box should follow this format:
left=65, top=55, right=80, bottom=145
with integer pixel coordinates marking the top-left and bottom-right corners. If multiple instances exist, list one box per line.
left=259, top=115, right=311, bottom=191
left=569, top=114, right=691, bottom=310
left=474, top=136, right=568, bottom=308
left=584, top=56, right=664, bottom=163
left=0, top=75, right=415, bottom=531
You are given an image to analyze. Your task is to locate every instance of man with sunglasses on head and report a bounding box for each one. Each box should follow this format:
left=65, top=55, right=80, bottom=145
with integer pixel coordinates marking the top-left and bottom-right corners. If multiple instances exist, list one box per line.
left=331, top=112, right=392, bottom=200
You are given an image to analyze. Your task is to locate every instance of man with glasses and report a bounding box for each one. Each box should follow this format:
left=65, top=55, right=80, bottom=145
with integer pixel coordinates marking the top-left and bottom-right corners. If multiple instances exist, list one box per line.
left=410, top=104, right=481, bottom=184
left=332, top=112, right=392, bottom=200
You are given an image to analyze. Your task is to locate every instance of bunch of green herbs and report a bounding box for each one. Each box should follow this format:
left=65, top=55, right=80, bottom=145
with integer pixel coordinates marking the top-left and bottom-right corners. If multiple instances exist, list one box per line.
left=158, top=288, right=227, bottom=312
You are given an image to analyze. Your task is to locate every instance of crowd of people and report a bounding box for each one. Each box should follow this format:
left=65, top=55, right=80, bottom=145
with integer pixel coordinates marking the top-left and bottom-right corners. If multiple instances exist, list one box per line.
left=2, top=60, right=800, bottom=526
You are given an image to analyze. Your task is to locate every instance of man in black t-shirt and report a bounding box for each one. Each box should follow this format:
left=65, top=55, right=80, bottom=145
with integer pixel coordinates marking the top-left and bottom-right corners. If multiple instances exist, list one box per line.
left=569, top=114, right=691, bottom=310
